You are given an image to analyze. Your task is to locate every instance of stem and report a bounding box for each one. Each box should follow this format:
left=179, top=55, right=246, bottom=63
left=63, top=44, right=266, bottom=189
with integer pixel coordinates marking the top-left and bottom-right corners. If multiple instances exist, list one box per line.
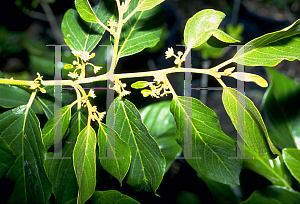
left=211, top=58, right=235, bottom=72
left=26, top=90, right=37, bottom=115
left=164, top=75, right=177, bottom=98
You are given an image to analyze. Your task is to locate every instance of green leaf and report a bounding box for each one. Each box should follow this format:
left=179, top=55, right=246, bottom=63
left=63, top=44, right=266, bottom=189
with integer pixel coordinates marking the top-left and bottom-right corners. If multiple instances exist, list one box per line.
left=118, top=0, right=165, bottom=58
left=137, top=0, right=165, bottom=11
left=0, top=106, right=51, bottom=203
left=62, top=0, right=114, bottom=52
left=233, top=19, right=300, bottom=66
left=42, top=105, right=72, bottom=149
left=282, top=148, right=300, bottom=183
left=0, top=137, right=15, bottom=179
left=170, top=96, right=242, bottom=185
left=108, top=97, right=166, bottom=192
left=241, top=185, right=300, bottom=204
left=131, top=81, right=150, bottom=89
left=184, top=9, right=239, bottom=49
left=46, top=110, right=87, bottom=204
left=98, top=122, right=131, bottom=184
left=261, top=68, right=300, bottom=149
left=73, top=125, right=97, bottom=204
left=222, top=88, right=277, bottom=159
left=75, top=0, right=98, bottom=23
left=197, top=173, right=241, bottom=204
left=91, top=190, right=140, bottom=204
left=0, top=85, right=42, bottom=113
left=243, top=145, right=292, bottom=188
left=64, top=63, right=74, bottom=69
left=140, top=101, right=181, bottom=172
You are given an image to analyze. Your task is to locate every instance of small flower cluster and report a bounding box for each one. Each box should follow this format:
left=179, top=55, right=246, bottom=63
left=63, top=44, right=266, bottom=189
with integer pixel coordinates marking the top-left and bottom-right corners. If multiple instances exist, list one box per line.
left=65, top=51, right=102, bottom=79
left=165, top=47, right=185, bottom=67
left=108, top=19, right=118, bottom=36
left=80, top=89, right=96, bottom=107
left=135, top=73, right=172, bottom=98
left=113, top=78, right=131, bottom=97
left=30, top=72, right=46, bottom=93
left=120, top=0, right=131, bottom=13
left=89, top=105, right=106, bottom=122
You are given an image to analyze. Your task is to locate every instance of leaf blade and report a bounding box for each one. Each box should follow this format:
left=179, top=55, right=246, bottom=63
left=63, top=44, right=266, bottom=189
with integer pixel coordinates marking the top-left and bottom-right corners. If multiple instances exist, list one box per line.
left=282, top=148, right=300, bottom=183
left=0, top=137, right=15, bottom=179
left=91, top=190, right=140, bottom=204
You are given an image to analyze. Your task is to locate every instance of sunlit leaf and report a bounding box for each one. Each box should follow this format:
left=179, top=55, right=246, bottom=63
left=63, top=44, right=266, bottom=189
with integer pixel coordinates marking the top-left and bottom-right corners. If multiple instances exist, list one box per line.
left=46, top=110, right=87, bottom=204
left=108, top=97, right=165, bottom=192
left=233, top=19, right=300, bottom=66
left=137, top=0, right=165, bottom=11
left=75, top=0, right=98, bottom=23
left=91, top=190, right=140, bottom=204
left=241, top=185, right=300, bottom=204
left=98, top=122, right=131, bottom=184
left=131, top=81, right=150, bottom=89
left=184, top=9, right=239, bottom=49
left=222, top=88, right=277, bottom=159
left=118, top=0, right=165, bottom=58
left=73, top=125, right=97, bottom=204
left=42, top=105, right=72, bottom=149
left=261, top=68, right=300, bottom=149
left=0, top=106, right=51, bottom=203
left=282, top=148, right=300, bottom=183
left=140, top=101, right=181, bottom=172
left=170, top=96, right=242, bottom=185
left=229, top=72, right=268, bottom=87
left=0, top=137, right=15, bottom=179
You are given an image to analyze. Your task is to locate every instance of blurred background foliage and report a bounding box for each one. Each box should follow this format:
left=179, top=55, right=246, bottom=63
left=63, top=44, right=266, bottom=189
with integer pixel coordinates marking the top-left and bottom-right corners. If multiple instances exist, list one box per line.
left=0, top=0, right=300, bottom=203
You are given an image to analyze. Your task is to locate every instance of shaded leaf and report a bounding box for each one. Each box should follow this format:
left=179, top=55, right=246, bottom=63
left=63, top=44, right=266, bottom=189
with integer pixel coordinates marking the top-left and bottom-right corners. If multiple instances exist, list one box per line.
left=108, top=97, right=165, bottom=192
left=244, top=144, right=292, bottom=188
left=0, top=137, right=15, bottom=179
left=140, top=101, right=181, bottom=172
left=282, top=148, right=300, bottom=183
left=234, top=19, right=300, bottom=66
left=184, top=9, right=239, bottom=49
left=118, top=0, right=165, bottom=58
left=170, top=96, right=242, bottom=185
left=62, top=0, right=114, bottom=52
left=241, top=185, right=300, bottom=204
left=0, top=106, right=51, bottom=203
left=42, top=105, right=72, bottom=149
left=98, top=122, right=131, bottom=184
left=261, top=68, right=300, bottom=149
left=91, top=190, right=140, bottom=204
left=222, top=88, right=277, bottom=159
left=73, top=125, right=97, bottom=204
left=46, top=110, right=87, bottom=204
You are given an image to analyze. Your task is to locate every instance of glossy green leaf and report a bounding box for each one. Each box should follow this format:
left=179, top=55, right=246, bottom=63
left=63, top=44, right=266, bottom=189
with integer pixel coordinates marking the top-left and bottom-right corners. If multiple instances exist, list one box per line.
left=0, top=106, right=51, bottom=203
left=184, top=9, right=239, bottom=49
left=170, top=96, right=242, bottom=185
left=75, top=0, right=98, bottom=23
left=98, top=122, right=131, bottom=184
left=197, top=173, right=241, bottom=204
left=282, top=148, right=300, bottom=183
left=0, top=137, right=15, bottom=179
left=118, top=0, right=165, bottom=58
left=36, top=86, right=76, bottom=119
left=62, top=0, right=113, bottom=52
left=91, top=190, right=140, bottom=204
left=0, top=85, right=42, bottom=113
left=261, top=68, right=300, bottom=149
left=46, top=110, right=87, bottom=204
left=131, top=81, right=150, bottom=89
left=243, top=144, right=291, bottom=188
left=137, top=0, right=165, bottom=11
left=222, top=88, right=277, bottom=159
left=73, top=125, right=97, bottom=204
left=241, top=185, right=300, bottom=204
left=140, top=101, right=181, bottom=172
left=42, top=105, right=72, bottom=149
left=233, top=19, right=300, bottom=66
left=108, top=97, right=165, bottom=192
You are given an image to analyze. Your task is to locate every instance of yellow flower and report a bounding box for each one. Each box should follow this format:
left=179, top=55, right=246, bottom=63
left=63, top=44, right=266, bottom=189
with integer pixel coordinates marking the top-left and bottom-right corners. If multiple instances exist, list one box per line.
left=165, top=47, right=174, bottom=59
left=81, top=51, right=91, bottom=62
left=94, top=66, right=102, bottom=74
left=88, top=89, right=96, bottom=98
left=68, top=72, right=79, bottom=79
left=153, top=73, right=165, bottom=84
left=72, top=51, right=82, bottom=57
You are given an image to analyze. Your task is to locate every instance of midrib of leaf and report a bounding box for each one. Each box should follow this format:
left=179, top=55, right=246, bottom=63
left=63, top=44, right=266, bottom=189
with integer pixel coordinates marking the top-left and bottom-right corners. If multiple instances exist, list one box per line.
left=118, top=11, right=144, bottom=57
left=119, top=101, right=146, bottom=179
left=233, top=32, right=299, bottom=61
left=174, top=97, right=237, bottom=182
